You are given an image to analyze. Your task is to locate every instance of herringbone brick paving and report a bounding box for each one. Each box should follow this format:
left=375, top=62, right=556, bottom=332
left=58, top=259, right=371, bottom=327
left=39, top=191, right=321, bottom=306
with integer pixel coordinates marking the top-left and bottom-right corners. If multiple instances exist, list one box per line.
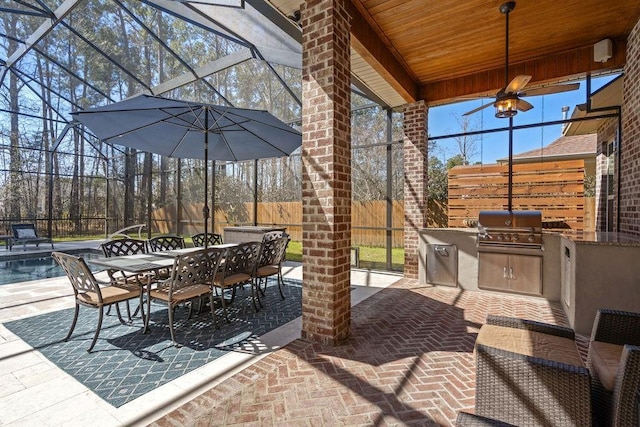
left=151, top=278, right=587, bottom=426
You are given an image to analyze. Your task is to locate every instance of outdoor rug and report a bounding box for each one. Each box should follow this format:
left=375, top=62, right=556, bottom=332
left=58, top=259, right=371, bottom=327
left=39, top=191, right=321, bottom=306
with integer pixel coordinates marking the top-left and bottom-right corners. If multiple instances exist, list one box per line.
left=4, top=278, right=302, bottom=407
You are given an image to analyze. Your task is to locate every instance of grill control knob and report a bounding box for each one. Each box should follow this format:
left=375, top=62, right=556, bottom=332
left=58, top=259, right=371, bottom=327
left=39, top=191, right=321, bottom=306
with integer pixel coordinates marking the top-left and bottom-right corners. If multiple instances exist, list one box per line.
left=512, top=234, right=519, bottom=242
left=497, top=234, right=503, bottom=241
left=528, top=235, right=534, bottom=242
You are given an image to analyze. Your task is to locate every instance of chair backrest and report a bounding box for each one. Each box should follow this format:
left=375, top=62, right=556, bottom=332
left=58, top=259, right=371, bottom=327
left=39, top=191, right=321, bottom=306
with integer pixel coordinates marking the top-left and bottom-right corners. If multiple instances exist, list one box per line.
left=11, top=223, right=39, bottom=239
left=258, top=235, right=289, bottom=268
left=191, top=232, right=223, bottom=247
left=51, top=251, right=102, bottom=300
left=101, top=238, right=148, bottom=257
left=166, top=247, right=225, bottom=297
left=148, top=235, right=185, bottom=252
left=262, top=230, right=284, bottom=243
left=221, top=241, right=262, bottom=277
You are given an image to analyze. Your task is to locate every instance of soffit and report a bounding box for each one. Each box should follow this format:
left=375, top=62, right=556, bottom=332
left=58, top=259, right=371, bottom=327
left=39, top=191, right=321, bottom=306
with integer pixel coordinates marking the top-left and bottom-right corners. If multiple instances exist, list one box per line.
left=266, top=0, right=640, bottom=107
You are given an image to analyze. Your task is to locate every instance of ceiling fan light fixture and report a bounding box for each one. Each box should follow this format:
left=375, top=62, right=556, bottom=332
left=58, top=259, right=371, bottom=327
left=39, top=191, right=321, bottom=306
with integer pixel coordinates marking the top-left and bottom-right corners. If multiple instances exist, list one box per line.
left=494, top=95, right=519, bottom=118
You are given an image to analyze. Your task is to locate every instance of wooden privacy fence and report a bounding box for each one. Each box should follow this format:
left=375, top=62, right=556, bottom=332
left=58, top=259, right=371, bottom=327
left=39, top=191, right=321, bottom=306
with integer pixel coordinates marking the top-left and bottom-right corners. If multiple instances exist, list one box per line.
left=448, top=159, right=588, bottom=231
left=152, top=200, right=448, bottom=247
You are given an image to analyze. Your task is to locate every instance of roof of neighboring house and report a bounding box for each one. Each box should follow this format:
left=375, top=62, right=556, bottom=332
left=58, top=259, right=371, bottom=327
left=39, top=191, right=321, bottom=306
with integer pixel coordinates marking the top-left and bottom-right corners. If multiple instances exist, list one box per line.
left=497, top=134, right=597, bottom=164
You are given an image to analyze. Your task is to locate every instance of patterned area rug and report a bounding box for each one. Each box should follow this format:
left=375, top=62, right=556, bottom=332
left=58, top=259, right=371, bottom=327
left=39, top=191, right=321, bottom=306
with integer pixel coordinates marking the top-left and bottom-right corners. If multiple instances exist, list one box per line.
left=5, top=279, right=302, bottom=407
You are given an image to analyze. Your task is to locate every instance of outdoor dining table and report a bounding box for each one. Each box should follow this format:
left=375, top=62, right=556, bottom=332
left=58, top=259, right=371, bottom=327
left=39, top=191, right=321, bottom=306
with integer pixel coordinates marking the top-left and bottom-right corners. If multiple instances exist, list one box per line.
left=89, top=253, right=176, bottom=274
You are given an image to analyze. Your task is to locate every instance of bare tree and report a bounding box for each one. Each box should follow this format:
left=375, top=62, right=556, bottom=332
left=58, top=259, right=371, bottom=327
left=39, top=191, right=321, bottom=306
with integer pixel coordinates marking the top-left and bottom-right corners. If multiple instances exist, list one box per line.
left=451, top=115, right=480, bottom=165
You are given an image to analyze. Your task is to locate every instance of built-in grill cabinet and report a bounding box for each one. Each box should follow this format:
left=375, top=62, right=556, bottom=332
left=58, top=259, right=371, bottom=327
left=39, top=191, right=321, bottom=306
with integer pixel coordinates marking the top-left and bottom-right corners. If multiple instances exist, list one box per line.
left=477, top=210, right=543, bottom=296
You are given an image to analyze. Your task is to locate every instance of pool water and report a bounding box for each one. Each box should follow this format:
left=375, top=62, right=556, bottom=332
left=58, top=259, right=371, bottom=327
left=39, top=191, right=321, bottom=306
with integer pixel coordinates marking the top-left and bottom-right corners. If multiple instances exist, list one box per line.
left=0, top=250, right=101, bottom=286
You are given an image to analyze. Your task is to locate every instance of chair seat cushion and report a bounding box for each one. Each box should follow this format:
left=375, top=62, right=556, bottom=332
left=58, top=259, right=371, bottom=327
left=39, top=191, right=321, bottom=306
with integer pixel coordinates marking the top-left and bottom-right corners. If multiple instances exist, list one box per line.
left=79, top=286, right=139, bottom=305
left=476, top=324, right=584, bottom=367
left=256, top=265, right=279, bottom=277
left=151, top=284, right=211, bottom=302
left=214, top=272, right=251, bottom=287
left=589, top=340, right=624, bottom=391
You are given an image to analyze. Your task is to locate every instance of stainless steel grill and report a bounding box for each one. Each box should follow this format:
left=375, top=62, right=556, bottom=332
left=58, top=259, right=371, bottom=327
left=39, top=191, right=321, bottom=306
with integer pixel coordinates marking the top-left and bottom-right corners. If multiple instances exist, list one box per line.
left=477, top=210, right=543, bottom=252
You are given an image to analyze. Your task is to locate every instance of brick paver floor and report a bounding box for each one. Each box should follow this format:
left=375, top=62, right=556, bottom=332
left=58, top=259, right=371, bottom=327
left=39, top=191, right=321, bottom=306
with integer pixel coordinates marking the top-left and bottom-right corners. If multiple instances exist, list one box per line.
left=151, top=278, right=586, bottom=426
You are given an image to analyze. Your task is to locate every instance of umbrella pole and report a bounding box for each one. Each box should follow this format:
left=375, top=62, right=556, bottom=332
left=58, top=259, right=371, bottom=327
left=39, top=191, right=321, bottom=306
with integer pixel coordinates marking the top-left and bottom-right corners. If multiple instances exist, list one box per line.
left=203, top=108, right=209, bottom=248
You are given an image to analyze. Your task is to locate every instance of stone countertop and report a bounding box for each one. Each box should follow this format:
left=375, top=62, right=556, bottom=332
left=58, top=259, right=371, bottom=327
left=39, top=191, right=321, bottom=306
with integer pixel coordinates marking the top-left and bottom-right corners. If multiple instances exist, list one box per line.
left=553, top=231, right=640, bottom=246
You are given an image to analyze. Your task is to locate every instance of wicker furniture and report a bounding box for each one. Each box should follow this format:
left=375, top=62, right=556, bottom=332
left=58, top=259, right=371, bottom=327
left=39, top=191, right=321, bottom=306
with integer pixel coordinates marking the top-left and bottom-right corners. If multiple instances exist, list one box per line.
left=10, top=223, right=53, bottom=251
left=456, top=412, right=516, bottom=426
left=254, top=234, right=289, bottom=300
left=144, top=247, right=225, bottom=346
left=212, top=241, right=262, bottom=322
left=51, top=251, right=143, bottom=352
left=148, top=235, right=185, bottom=252
left=587, top=309, right=640, bottom=426
left=474, top=315, right=591, bottom=426
left=191, top=232, right=223, bottom=247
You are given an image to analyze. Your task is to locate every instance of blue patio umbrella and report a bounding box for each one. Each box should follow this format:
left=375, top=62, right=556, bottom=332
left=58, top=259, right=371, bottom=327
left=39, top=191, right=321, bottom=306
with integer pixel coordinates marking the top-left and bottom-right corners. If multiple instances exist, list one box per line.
left=72, top=94, right=301, bottom=242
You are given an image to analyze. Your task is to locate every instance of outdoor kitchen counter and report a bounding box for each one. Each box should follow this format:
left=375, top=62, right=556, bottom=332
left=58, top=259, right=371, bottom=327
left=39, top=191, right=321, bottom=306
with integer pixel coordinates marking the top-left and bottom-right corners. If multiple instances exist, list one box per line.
left=559, top=232, right=640, bottom=336
left=419, top=228, right=640, bottom=336
left=554, top=231, right=640, bottom=246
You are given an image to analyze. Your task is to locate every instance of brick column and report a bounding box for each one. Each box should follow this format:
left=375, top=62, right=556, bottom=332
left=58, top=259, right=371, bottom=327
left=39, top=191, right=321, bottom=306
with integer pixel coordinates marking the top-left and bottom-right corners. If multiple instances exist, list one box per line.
left=300, top=0, right=352, bottom=345
left=403, top=101, right=428, bottom=279
left=620, top=17, right=640, bottom=234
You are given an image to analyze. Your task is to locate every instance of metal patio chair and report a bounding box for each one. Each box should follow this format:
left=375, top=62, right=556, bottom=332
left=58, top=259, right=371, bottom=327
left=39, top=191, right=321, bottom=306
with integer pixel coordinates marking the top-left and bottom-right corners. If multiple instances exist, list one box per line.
left=100, top=238, right=150, bottom=319
left=144, top=247, right=225, bottom=346
left=254, top=234, right=290, bottom=301
left=191, top=232, right=223, bottom=247
left=51, top=251, right=143, bottom=352
left=148, top=235, right=185, bottom=252
left=212, top=241, right=262, bottom=322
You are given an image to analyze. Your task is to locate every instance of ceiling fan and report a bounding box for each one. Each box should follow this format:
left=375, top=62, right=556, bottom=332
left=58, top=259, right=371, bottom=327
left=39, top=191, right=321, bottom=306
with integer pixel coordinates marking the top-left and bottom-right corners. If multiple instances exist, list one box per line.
left=463, top=1, right=580, bottom=118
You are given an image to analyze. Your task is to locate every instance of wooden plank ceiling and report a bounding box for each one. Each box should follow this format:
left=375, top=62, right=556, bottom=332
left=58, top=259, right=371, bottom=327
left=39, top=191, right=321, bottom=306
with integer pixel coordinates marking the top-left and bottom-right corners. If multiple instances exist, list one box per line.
left=266, top=0, right=640, bottom=107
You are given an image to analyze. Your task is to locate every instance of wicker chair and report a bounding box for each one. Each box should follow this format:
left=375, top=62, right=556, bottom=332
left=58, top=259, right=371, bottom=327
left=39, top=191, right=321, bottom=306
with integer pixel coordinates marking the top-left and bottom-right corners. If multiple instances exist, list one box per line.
left=51, top=251, right=143, bottom=352
left=254, top=234, right=289, bottom=301
left=474, top=315, right=592, bottom=427
left=212, top=241, right=262, bottom=322
left=148, top=235, right=185, bottom=252
left=144, top=247, right=225, bottom=346
left=455, top=412, right=516, bottom=427
left=587, top=309, right=640, bottom=427
left=191, top=232, right=223, bottom=247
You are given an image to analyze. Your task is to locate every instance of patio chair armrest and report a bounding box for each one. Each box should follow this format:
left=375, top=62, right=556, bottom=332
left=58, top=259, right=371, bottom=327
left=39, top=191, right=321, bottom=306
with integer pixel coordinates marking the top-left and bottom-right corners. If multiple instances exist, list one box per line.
left=475, top=344, right=592, bottom=426
left=486, top=315, right=575, bottom=340
left=590, top=309, right=640, bottom=346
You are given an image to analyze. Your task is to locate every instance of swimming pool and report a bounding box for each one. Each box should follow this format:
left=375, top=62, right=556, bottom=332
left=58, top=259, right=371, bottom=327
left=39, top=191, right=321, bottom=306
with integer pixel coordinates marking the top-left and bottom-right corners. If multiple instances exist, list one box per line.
left=0, top=250, right=102, bottom=286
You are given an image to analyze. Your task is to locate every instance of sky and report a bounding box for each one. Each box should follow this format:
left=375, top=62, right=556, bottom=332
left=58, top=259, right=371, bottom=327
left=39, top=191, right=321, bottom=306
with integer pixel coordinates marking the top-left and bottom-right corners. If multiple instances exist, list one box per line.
left=427, top=74, right=618, bottom=164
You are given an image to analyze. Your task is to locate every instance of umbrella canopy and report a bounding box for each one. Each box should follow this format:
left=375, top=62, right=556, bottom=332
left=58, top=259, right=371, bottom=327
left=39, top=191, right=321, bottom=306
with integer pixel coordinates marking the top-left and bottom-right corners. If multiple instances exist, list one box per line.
left=72, top=94, right=302, bottom=242
left=71, top=94, right=301, bottom=162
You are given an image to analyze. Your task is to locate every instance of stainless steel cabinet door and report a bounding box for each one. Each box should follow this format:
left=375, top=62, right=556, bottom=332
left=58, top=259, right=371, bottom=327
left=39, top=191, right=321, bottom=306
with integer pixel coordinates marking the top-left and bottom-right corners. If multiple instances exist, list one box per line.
left=478, top=252, right=509, bottom=290
left=507, top=254, right=542, bottom=295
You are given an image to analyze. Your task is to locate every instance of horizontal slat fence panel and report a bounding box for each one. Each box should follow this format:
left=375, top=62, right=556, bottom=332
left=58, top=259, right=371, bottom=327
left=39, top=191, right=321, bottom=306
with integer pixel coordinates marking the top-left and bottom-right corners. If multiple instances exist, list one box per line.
left=448, top=160, right=587, bottom=231
left=153, top=200, right=450, bottom=247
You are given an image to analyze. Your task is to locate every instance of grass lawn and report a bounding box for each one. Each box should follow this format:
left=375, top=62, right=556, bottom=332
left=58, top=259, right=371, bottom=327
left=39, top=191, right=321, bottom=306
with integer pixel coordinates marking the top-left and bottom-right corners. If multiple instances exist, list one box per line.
left=285, top=241, right=404, bottom=271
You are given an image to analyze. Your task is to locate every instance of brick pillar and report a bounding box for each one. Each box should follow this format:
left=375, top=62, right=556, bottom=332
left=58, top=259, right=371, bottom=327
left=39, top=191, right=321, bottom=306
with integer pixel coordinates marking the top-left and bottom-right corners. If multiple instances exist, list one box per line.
left=620, top=17, right=640, bottom=234
left=300, top=0, right=352, bottom=345
left=403, top=101, right=428, bottom=279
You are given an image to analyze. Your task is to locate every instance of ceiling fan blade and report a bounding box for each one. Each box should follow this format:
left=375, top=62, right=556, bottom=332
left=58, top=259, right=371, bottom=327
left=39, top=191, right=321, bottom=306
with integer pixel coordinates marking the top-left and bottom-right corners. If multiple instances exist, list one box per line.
left=517, top=99, right=534, bottom=112
left=505, top=75, right=531, bottom=94
left=520, top=83, right=580, bottom=97
left=462, top=102, right=494, bottom=116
